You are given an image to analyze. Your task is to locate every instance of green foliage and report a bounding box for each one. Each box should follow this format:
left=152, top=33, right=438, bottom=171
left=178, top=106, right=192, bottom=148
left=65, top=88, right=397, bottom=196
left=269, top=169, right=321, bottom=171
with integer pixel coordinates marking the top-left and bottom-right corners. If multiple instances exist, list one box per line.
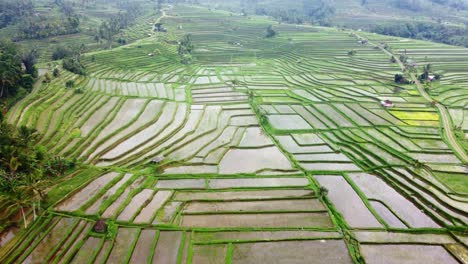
left=53, top=68, right=60, bottom=78
left=394, top=73, right=411, bottom=84
left=392, top=0, right=425, bottom=11
left=399, top=54, right=408, bottom=63
left=0, top=121, right=77, bottom=229
left=0, top=39, right=23, bottom=99
left=154, top=23, right=166, bottom=32
left=63, top=58, right=86, bottom=75
left=265, top=25, right=277, bottom=38
left=14, top=13, right=80, bottom=41
left=20, top=74, right=34, bottom=91
left=1, top=124, right=45, bottom=178
left=0, top=0, right=34, bottom=28
left=259, top=114, right=269, bottom=126
left=178, top=34, right=194, bottom=64
left=105, top=220, right=118, bottom=239
left=43, top=73, right=52, bottom=84
left=319, top=186, right=329, bottom=197
left=254, top=0, right=335, bottom=26
left=347, top=50, right=357, bottom=56
left=65, top=80, right=75, bottom=88
left=52, top=46, right=74, bottom=61
left=21, top=48, right=38, bottom=78
left=45, top=157, right=76, bottom=176
left=371, top=22, right=468, bottom=48
left=70, top=128, right=81, bottom=138
left=97, top=3, right=143, bottom=48
left=0, top=40, right=36, bottom=107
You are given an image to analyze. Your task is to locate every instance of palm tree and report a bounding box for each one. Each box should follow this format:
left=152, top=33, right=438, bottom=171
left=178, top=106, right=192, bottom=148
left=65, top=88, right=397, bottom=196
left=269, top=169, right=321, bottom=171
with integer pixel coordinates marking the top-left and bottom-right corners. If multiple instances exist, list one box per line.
left=423, top=63, right=432, bottom=73
left=8, top=157, right=21, bottom=178
left=19, top=173, right=49, bottom=220
left=0, top=67, right=18, bottom=113
left=17, top=126, right=40, bottom=147
left=1, top=40, right=22, bottom=82
left=319, top=186, right=329, bottom=198
left=1, top=185, right=32, bottom=228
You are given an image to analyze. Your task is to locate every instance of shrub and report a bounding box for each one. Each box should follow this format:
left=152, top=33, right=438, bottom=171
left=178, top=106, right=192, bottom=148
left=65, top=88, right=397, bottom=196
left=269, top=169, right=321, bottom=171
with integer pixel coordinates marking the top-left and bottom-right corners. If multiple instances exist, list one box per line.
left=319, top=186, right=329, bottom=198
left=43, top=73, right=52, bottom=83
left=52, top=46, right=73, bottom=60
left=53, top=68, right=60, bottom=77
left=63, top=58, right=86, bottom=75
left=394, top=74, right=410, bottom=84
left=20, top=74, right=34, bottom=90
left=348, top=50, right=357, bottom=56
left=265, top=25, right=277, bottom=38
left=65, top=80, right=75, bottom=88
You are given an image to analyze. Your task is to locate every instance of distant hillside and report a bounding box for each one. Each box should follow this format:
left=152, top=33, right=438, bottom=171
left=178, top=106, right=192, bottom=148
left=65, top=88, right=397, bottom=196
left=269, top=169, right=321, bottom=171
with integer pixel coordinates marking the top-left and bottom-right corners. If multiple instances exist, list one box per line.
left=0, top=0, right=156, bottom=62
left=199, top=0, right=468, bottom=47
left=200, top=0, right=468, bottom=25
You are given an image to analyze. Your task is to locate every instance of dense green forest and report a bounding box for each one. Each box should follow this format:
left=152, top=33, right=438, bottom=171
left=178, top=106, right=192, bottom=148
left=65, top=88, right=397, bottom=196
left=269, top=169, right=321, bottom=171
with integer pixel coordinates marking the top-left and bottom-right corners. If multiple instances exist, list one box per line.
left=0, top=40, right=36, bottom=111
left=371, top=22, right=468, bottom=47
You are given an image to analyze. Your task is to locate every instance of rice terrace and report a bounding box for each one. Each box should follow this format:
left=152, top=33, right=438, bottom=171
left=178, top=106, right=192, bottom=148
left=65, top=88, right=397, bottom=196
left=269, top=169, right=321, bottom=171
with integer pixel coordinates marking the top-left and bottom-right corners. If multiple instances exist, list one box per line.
left=0, top=0, right=467, bottom=263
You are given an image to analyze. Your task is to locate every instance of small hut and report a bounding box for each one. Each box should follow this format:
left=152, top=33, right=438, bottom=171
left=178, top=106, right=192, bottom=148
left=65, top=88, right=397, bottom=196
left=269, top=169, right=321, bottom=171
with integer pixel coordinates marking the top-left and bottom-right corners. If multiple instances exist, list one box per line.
left=93, top=220, right=107, bottom=233
left=381, top=100, right=394, bottom=108
left=151, top=156, right=164, bottom=164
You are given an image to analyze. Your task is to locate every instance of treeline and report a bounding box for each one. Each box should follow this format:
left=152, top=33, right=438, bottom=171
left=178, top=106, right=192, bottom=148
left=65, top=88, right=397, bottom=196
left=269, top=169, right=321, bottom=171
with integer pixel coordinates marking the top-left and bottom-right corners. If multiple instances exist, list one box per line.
left=0, top=40, right=38, bottom=110
left=253, top=0, right=335, bottom=26
left=392, top=0, right=468, bottom=12
left=95, top=2, right=143, bottom=47
left=371, top=22, right=468, bottom=47
left=0, top=0, right=34, bottom=29
left=9, top=0, right=81, bottom=41
left=14, top=15, right=80, bottom=41
left=430, top=0, right=468, bottom=10
left=392, top=0, right=428, bottom=12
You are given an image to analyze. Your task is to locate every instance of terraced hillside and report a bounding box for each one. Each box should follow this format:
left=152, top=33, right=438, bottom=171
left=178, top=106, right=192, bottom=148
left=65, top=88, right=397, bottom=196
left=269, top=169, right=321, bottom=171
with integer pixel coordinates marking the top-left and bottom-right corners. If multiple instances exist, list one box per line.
left=1, top=4, right=467, bottom=264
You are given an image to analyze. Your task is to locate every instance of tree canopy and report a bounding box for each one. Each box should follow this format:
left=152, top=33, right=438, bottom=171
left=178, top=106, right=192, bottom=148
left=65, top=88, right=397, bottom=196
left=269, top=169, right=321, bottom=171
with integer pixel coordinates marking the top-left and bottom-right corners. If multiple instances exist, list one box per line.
left=371, top=21, right=468, bottom=48
left=0, top=121, right=76, bottom=229
left=0, top=0, right=34, bottom=29
left=265, top=25, right=277, bottom=38
left=0, top=40, right=36, bottom=111
left=178, top=34, right=194, bottom=64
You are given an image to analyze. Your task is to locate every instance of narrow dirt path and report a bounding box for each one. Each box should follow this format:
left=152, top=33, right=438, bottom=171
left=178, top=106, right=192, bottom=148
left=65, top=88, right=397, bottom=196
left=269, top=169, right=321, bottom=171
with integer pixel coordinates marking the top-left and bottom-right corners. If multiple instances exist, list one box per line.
left=358, top=34, right=468, bottom=164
